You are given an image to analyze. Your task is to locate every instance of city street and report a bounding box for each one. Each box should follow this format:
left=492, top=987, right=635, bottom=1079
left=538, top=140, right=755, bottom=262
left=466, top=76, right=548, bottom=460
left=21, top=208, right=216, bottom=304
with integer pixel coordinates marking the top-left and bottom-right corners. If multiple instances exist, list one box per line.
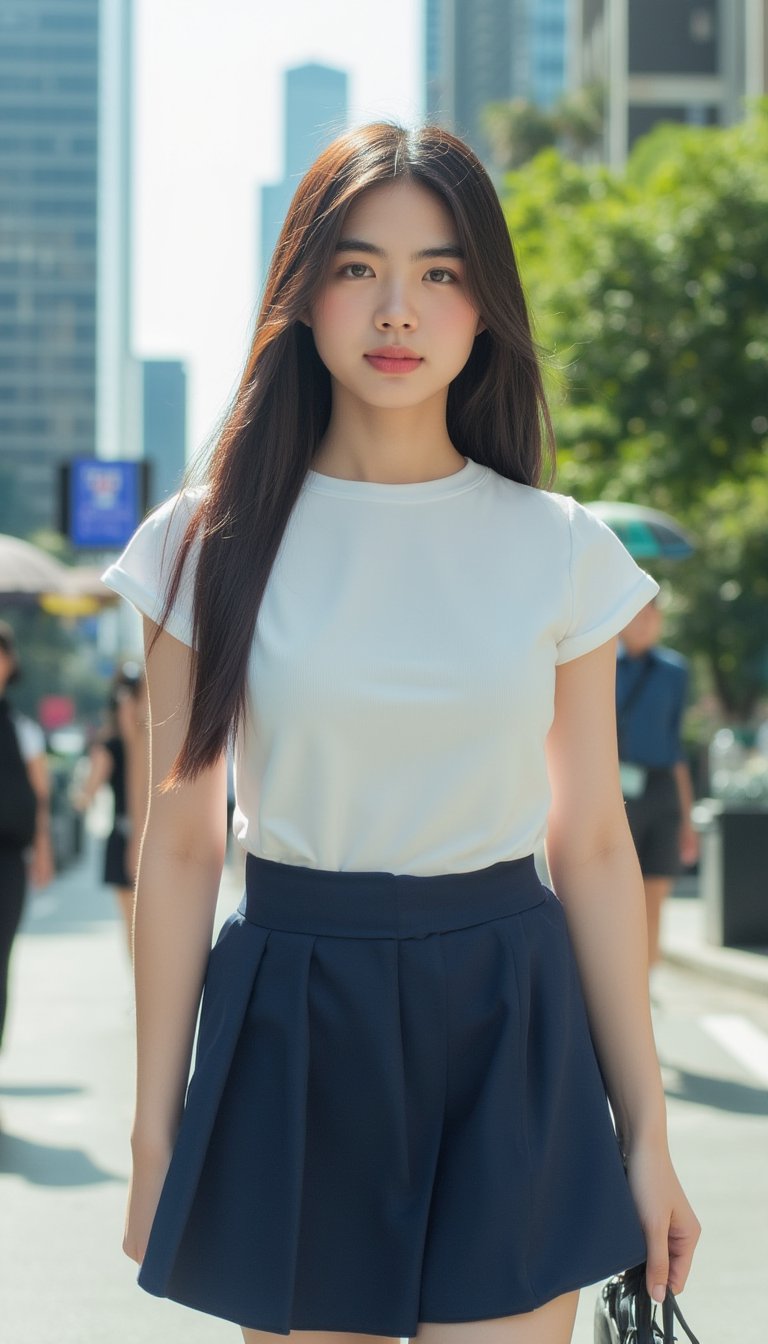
left=1, top=832, right=767, bottom=1344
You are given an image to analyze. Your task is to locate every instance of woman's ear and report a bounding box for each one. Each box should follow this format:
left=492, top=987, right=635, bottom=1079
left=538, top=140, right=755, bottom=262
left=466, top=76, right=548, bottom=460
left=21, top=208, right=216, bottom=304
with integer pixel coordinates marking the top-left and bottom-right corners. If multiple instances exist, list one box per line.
left=298, top=311, right=312, bottom=329
left=475, top=318, right=487, bottom=336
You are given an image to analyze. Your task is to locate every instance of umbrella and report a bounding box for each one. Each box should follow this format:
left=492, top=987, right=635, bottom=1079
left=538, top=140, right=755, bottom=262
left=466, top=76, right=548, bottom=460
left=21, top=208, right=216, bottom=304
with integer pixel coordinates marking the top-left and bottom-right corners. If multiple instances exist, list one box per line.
left=0, top=533, right=71, bottom=597
left=0, top=533, right=117, bottom=606
left=584, top=502, right=696, bottom=561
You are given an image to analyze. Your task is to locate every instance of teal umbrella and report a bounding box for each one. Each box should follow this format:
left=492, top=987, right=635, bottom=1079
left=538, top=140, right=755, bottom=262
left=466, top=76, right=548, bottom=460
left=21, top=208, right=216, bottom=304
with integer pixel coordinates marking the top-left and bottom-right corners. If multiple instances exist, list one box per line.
left=584, top=501, right=696, bottom=561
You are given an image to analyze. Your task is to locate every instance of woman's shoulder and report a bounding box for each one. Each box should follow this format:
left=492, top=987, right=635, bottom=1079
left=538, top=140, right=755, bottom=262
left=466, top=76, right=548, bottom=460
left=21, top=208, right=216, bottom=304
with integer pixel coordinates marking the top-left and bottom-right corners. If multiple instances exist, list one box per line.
left=100, top=486, right=207, bottom=648
left=484, top=471, right=581, bottom=534
left=141, top=485, right=207, bottom=543
left=491, top=475, right=635, bottom=550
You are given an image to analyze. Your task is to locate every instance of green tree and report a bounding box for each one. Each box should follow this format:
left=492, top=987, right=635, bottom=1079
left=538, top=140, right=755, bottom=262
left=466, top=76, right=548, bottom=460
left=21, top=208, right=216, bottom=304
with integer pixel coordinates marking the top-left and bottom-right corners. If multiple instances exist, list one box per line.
left=482, top=99, right=557, bottom=170
left=553, top=83, right=605, bottom=155
left=482, top=86, right=604, bottom=170
left=501, top=104, right=768, bottom=721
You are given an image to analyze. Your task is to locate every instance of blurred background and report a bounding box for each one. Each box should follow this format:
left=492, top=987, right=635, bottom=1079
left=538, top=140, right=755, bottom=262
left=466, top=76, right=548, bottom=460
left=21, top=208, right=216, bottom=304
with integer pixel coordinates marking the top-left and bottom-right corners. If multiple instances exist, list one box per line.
left=1, top=0, right=767, bottom=850
left=0, top=3, right=767, bottom=1341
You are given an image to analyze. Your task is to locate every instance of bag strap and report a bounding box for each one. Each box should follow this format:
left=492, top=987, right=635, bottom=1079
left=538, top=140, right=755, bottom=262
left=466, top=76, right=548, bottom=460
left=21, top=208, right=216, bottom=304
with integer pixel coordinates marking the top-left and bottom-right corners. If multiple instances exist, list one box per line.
left=662, top=1290, right=701, bottom=1344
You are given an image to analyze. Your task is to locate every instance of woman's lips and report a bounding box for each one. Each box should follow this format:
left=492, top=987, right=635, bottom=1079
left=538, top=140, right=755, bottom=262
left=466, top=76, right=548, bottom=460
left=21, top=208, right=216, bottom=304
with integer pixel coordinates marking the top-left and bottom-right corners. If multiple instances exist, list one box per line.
left=364, top=354, right=423, bottom=374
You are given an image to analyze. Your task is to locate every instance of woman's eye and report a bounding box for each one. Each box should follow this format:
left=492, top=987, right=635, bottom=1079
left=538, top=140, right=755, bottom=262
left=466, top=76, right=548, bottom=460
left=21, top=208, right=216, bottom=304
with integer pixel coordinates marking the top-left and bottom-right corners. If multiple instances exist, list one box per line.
left=340, top=262, right=373, bottom=278
left=426, top=268, right=457, bottom=284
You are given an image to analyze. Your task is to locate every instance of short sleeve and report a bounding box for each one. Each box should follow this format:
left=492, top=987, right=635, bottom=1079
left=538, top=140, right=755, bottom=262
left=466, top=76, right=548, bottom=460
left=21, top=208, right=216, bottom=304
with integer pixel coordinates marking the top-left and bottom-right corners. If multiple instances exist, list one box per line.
left=555, top=498, right=660, bottom=665
left=100, top=489, right=203, bottom=647
left=14, top=715, right=45, bottom=761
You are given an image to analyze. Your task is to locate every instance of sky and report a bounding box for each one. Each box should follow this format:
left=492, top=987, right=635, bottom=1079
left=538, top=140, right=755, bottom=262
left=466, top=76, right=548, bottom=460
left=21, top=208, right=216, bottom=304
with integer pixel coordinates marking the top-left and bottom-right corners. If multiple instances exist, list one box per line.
left=133, top=0, right=424, bottom=458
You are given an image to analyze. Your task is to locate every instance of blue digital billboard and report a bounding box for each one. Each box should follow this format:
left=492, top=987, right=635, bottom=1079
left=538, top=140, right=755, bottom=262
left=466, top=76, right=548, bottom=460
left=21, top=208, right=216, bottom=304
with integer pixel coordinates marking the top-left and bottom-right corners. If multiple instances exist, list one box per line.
left=62, top=459, right=150, bottom=549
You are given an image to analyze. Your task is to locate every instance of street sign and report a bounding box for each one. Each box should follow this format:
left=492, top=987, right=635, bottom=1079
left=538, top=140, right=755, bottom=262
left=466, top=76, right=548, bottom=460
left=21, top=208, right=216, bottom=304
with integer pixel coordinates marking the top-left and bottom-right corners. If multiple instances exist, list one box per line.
left=60, top=459, right=151, bottom=550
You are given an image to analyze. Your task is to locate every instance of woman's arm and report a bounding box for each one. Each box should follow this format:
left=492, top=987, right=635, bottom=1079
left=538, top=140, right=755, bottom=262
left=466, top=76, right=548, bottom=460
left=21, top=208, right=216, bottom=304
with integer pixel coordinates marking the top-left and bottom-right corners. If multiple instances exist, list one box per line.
left=670, top=666, right=698, bottom=867
left=121, top=688, right=150, bottom=883
left=673, top=760, right=698, bottom=867
left=73, top=742, right=114, bottom=811
left=125, top=617, right=227, bottom=1263
left=544, top=637, right=700, bottom=1302
left=25, top=752, right=55, bottom=887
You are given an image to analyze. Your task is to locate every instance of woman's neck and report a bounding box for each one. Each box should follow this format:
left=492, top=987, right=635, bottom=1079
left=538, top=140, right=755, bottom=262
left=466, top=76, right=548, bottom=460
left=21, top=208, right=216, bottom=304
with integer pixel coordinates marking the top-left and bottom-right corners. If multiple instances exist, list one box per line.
left=312, top=391, right=464, bottom=484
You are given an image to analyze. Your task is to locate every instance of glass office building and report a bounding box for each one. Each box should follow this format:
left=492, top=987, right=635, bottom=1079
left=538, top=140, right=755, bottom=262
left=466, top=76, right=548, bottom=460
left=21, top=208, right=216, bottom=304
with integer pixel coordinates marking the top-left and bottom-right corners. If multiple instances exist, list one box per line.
left=529, top=0, right=567, bottom=107
left=142, top=359, right=187, bottom=509
left=0, top=0, right=137, bottom=538
left=573, top=0, right=768, bottom=166
left=424, top=0, right=567, bottom=164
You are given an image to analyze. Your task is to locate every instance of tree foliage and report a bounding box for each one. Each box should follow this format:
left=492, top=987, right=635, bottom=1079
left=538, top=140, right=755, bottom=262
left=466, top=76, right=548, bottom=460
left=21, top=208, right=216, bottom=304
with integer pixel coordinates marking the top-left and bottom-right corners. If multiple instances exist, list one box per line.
left=482, top=85, right=604, bottom=170
left=501, top=104, right=768, bottom=721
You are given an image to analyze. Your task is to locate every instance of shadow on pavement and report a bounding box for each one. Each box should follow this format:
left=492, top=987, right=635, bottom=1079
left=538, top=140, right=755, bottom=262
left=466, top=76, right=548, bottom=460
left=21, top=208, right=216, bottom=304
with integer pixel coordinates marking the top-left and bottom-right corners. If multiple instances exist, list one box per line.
left=0, top=1129, right=123, bottom=1186
left=663, top=1065, right=768, bottom=1116
left=0, top=1083, right=84, bottom=1099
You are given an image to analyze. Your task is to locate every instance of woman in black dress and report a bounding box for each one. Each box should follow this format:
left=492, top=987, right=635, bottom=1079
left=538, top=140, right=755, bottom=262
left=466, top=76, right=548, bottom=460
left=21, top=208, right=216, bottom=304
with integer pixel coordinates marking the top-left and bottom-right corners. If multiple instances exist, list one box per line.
left=0, top=621, right=54, bottom=1053
left=76, top=663, right=147, bottom=957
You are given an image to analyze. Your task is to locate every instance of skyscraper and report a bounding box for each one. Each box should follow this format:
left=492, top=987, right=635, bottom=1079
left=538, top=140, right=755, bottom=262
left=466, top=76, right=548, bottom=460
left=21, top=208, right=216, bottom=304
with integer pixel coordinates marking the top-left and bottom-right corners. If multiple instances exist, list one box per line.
left=0, top=0, right=138, bottom=539
left=425, top=0, right=567, bottom=162
left=142, top=359, right=187, bottom=508
left=571, top=0, right=768, bottom=167
left=258, top=63, right=348, bottom=300
left=529, top=0, right=568, bottom=108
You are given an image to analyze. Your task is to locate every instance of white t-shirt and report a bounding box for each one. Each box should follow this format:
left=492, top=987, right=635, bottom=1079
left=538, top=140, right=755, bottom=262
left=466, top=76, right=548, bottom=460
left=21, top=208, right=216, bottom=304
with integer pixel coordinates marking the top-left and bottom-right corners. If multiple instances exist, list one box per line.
left=101, top=457, right=659, bottom=875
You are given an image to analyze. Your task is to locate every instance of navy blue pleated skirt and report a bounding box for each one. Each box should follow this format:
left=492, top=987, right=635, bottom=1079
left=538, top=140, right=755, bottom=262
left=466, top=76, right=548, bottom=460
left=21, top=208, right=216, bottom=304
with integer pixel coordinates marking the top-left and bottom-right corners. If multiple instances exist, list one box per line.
left=137, top=854, right=646, bottom=1336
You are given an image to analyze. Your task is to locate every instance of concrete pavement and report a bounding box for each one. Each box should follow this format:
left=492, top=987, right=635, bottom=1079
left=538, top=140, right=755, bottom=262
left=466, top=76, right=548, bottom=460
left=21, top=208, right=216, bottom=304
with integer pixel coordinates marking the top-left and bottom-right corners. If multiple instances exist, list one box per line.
left=662, top=876, right=768, bottom=996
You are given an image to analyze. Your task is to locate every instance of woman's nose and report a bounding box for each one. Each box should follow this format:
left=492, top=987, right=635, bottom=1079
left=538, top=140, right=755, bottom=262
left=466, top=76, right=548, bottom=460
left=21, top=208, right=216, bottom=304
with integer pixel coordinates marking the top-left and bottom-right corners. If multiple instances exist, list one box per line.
left=374, top=284, right=418, bottom=331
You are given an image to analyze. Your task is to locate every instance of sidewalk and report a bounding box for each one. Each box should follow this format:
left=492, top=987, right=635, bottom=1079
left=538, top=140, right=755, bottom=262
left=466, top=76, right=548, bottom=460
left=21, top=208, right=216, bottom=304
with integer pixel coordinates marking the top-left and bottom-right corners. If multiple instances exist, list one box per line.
left=662, top=876, right=768, bottom=996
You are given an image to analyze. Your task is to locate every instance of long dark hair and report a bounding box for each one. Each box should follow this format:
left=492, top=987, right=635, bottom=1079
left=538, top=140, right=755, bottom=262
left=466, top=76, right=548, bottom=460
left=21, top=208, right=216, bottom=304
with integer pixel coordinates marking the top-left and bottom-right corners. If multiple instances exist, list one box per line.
left=157, top=121, right=556, bottom=786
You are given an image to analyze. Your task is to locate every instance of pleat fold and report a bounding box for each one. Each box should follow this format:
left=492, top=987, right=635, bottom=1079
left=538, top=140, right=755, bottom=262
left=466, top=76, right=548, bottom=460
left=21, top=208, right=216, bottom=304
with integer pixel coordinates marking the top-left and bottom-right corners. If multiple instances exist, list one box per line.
left=138, top=910, right=269, bottom=1296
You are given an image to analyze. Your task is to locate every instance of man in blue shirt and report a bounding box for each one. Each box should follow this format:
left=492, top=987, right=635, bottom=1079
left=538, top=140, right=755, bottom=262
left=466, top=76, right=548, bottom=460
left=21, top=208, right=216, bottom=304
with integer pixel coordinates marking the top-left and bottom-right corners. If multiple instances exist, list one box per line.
left=617, top=596, right=698, bottom=967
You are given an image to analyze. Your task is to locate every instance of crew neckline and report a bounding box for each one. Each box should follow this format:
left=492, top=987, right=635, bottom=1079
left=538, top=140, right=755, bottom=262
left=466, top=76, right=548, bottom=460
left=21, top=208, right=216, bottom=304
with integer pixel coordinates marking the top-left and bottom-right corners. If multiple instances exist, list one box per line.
left=304, top=455, right=489, bottom=501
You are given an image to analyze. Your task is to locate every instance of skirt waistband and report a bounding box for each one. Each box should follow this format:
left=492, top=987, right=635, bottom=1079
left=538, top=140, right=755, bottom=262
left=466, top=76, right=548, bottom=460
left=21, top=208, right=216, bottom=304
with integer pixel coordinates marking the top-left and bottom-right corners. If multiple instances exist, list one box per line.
left=239, top=853, right=546, bottom=939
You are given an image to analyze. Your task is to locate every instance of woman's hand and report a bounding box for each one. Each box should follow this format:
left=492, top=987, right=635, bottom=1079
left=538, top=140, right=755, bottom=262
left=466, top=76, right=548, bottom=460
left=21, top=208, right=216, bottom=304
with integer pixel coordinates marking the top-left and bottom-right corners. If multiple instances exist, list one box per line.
left=123, top=1140, right=173, bottom=1265
left=29, top=834, right=55, bottom=888
left=626, top=1140, right=701, bottom=1302
left=679, top=820, right=699, bottom=867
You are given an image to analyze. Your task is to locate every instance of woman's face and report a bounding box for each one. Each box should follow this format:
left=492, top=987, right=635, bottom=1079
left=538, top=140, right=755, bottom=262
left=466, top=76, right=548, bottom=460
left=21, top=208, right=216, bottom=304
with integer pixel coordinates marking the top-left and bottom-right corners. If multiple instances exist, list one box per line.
left=308, top=178, right=484, bottom=413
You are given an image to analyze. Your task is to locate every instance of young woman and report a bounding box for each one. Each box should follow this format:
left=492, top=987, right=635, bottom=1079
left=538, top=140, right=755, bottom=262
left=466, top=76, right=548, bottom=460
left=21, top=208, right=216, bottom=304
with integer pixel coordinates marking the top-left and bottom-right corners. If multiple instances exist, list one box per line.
left=102, top=123, right=699, bottom=1344
left=74, top=663, right=148, bottom=958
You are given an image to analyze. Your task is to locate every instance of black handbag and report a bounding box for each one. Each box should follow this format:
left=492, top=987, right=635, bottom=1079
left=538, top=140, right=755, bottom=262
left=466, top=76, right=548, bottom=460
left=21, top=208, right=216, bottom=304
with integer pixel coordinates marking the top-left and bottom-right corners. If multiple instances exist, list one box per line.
left=594, top=1263, right=701, bottom=1344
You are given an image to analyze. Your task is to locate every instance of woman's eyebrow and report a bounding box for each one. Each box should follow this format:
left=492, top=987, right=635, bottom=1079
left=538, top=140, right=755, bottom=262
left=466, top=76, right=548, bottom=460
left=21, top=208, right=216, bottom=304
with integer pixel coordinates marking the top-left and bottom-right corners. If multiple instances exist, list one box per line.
left=335, top=238, right=465, bottom=261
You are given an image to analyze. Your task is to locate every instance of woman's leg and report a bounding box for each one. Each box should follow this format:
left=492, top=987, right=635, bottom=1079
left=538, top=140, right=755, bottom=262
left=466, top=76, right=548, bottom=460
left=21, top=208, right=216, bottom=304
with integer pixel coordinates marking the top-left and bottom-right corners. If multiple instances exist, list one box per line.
left=239, top=1292, right=577, bottom=1344
left=242, top=1333, right=399, bottom=1343
left=412, top=1290, right=579, bottom=1344
left=0, top=849, right=27, bottom=1049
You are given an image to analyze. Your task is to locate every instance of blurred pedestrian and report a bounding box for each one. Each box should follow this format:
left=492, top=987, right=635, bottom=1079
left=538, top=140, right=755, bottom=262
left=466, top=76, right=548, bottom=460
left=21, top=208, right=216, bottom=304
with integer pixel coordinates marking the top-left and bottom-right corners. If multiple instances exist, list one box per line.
left=0, top=621, right=54, bottom=1054
left=102, top=124, right=699, bottom=1344
left=617, top=596, right=699, bottom=968
left=75, top=663, right=148, bottom=958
